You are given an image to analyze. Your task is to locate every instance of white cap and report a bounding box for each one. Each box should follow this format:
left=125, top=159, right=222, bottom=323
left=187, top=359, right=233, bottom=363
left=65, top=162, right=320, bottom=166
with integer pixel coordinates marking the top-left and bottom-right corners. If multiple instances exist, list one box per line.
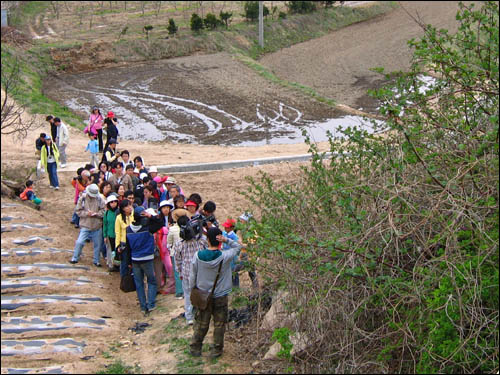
left=106, top=195, right=118, bottom=204
left=165, top=176, right=176, bottom=184
left=159, top=200, right=174, bottom=209
left=145, top=208, right=157, bottom=216
left=139, top=173, right=148, bottom=180
left=149, top=166, right=158, bottom=173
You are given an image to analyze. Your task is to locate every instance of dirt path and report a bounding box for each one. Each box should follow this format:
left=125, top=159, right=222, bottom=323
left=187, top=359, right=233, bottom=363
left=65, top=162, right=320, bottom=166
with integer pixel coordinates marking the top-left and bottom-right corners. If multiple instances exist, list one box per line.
left=260, top=1, right=464, bottom=113
left=1, top=116, right=304, bottom=374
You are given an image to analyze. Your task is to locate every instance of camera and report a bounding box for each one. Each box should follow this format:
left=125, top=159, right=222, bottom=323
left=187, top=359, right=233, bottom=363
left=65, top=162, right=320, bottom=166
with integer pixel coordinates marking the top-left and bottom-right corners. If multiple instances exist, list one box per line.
left=148, top=197, right=158, bottom=211
left=179, top=218, right=201, bottom=241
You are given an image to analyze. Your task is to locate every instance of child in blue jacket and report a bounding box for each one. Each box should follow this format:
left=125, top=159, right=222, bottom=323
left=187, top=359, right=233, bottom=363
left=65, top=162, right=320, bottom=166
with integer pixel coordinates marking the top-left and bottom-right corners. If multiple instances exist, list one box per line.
left=85, top=132, right=99, bottom=167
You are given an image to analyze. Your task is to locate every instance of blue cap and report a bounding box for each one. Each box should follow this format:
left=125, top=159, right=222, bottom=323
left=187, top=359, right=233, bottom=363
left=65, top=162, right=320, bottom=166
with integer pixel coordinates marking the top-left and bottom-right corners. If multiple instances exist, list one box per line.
left=134, top=206, right=145, bottom=216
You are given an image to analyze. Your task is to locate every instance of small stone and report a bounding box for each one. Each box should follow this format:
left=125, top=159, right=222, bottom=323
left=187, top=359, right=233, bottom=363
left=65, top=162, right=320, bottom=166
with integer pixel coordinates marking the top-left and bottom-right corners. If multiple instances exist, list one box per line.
left=252, top=361, right=259, bottom=367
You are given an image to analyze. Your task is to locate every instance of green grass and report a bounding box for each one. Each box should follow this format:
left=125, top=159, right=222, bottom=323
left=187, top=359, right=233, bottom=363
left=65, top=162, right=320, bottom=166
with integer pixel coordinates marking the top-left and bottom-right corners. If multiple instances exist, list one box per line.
left=9, top=1, right=50, bottom=27
left=177, top=357, right=204, bottom=374
left=1, top=43, right=84, bottom=130
left=96, top=360, right=135, bottom=374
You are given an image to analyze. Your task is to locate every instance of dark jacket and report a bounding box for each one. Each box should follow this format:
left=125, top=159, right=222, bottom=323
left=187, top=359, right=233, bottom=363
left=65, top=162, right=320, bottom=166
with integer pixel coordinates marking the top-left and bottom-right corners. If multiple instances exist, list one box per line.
left=125, top=215, right=163, bottom=264
left=36, top=138, right=46, bottom=151
left=50, top=123, right=57, bottom=142
left=104, top=118, right=119, bottom=140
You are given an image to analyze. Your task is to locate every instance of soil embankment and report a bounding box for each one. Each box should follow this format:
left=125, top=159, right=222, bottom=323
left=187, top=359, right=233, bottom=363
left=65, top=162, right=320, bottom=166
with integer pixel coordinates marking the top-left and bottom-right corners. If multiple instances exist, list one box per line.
left=260, top=1, right=463, bottom=113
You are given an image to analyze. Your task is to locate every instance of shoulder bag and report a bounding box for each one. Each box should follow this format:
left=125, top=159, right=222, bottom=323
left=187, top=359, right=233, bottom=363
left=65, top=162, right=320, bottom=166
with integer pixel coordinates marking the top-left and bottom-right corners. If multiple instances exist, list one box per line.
left=190, top=259, right=223, bottom=311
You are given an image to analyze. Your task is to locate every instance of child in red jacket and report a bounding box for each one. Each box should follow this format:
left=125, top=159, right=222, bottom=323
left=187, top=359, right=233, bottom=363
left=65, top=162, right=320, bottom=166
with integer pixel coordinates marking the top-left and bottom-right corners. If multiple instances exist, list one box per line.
left=20, top=180, right=42, bottom=210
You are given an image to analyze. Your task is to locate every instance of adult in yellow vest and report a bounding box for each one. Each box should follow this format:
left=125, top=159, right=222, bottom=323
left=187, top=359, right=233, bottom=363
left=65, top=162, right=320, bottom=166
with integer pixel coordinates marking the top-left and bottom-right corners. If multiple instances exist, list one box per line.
left=40, top=135, right=60, bottom=190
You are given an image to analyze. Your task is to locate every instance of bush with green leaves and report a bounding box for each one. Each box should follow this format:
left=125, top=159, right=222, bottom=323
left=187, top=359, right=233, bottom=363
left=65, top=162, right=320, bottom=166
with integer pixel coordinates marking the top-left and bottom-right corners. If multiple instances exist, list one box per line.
left=243, top=1, right=269, bottom=22
left=219, top=10, right=232, bottom=29
left=204, top=13, right=219, bottom=30
left=190, top=13, right=203, bottom=33
left=167, top=18, right=178, bottom=35
left=286, top=1, right=317, bottom=14
left=241, top=2, right=498, bottom=373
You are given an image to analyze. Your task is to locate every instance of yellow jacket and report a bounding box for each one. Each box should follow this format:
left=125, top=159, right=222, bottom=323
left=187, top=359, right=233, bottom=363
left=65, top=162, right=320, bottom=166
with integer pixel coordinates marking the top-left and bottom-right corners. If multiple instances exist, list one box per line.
left=40, top=143, right=60, bottom=170
left=114, top=213, right=134, bottom=249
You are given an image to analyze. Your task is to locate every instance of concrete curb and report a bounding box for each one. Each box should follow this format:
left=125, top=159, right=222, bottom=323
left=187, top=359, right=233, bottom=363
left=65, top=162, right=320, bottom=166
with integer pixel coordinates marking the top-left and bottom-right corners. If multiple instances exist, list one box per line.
left=156, top=152, right=335, bottom=174
left=59, top=152, right=338, bottom=175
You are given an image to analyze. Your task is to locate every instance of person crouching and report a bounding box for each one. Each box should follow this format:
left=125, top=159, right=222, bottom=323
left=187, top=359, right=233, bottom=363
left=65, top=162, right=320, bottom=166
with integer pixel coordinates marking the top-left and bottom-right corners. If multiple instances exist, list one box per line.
left=125, top=206, right=163, bottom=315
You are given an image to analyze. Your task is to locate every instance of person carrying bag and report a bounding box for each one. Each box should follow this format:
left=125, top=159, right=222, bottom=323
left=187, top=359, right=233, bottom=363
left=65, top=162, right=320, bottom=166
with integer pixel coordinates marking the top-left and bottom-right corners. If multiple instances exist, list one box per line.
left=190, top=261, right=223, bottom=310
left=188, top=227, right=241, bottom=359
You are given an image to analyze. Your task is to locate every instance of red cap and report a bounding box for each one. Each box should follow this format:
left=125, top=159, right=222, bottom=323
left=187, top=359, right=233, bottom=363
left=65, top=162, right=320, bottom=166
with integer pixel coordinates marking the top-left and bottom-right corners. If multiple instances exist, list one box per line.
left=185, top=200, right=197, bottom=207
left=222, top=218, right=236, bottom=228
left=107, top=111, right=115, bottom=118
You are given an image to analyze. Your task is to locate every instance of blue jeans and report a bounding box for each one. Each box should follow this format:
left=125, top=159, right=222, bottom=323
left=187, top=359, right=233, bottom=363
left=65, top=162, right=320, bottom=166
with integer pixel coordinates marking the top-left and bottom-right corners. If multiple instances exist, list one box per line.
left=47, top=162, right=59, bottom=188
left=71, top=228, right=103, bottom=264
left=132, top=260, right=157, bottom=311
left=120, top=247, right=131, bottom=277
left=71, top=210, right=80, bottom=226
left=171, top=256, right=183, bottom=296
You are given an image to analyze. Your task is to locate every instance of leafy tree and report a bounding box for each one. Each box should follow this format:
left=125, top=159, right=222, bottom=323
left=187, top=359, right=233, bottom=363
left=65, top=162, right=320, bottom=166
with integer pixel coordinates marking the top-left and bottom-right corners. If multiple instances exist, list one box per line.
left=203, top=12, right=218, bottom=29
left=241, top=2, right=498, bottom=373
left=143, top=24, right=153, bottom=40
left=190, top=13, right=203, bottom=32
left=286, top=1, right=317, bottom=14
left=243, top=1, right=269, bottom=22
left=167, top=18, right=178, bottom=35
left=219, top=10, right=233, bottom=29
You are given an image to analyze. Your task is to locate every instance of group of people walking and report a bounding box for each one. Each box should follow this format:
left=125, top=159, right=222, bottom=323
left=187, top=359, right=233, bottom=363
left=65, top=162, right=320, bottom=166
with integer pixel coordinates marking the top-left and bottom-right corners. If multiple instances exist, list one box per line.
left=33, top=107, right=259, bottom=359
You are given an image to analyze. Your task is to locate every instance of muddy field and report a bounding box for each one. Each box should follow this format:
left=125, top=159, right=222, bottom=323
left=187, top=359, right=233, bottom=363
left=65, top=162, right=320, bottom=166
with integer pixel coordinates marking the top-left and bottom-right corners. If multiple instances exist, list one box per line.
left=46, top=52, right=368, bottom=145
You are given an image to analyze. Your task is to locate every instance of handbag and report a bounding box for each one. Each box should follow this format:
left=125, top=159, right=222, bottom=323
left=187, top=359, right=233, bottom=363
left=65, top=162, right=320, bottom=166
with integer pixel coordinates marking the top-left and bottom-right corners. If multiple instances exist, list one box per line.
left=120, top=269, right=136, bottom=292
left=190, top=260, right=223, bottom=311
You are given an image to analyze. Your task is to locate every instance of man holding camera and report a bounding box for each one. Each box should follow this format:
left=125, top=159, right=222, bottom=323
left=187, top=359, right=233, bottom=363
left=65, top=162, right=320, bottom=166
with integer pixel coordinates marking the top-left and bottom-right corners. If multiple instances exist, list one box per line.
left=102, top=138, right=120, bottom=164
left=173, top=215, right=208, bottom=325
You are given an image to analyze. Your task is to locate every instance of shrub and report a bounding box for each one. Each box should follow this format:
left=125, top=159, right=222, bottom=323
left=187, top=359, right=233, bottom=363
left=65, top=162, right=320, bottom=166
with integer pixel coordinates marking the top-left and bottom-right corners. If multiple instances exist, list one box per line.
left=204, top=13, right=218, bottom=30
left=286, top=1, right=317, bottom=14
left=190, top=13, right=203, bottom=33
left=167, top=18, right=178, bottom=35
left=243, top=1, right=269, bottom=22
left=219, top=10, right=233, bottom=28
left=278, top=11, right=287, bottom=19
left=241, top=2, right=499, bottom=373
